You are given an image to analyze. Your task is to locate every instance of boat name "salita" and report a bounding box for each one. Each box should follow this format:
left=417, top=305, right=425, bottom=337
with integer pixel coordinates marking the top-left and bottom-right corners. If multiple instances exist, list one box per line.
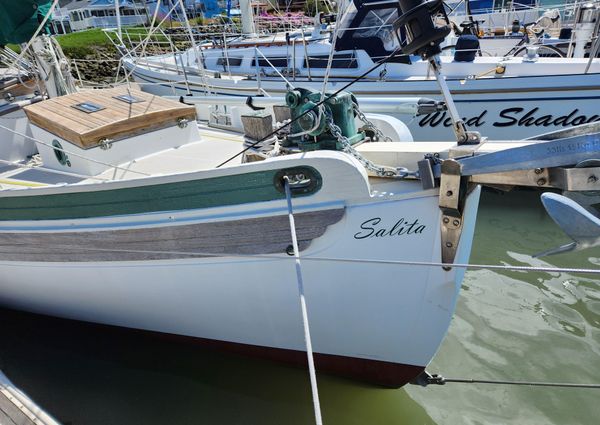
left=354, top=218, right=426, bottom=239
left=418, top=107, right=600, bottom=128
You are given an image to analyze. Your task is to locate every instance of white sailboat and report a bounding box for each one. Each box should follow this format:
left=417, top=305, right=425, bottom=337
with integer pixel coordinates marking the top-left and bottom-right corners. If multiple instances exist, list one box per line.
left=121, top=0, right=600, bottom=141
left=0, top=0, right=598, bottom=389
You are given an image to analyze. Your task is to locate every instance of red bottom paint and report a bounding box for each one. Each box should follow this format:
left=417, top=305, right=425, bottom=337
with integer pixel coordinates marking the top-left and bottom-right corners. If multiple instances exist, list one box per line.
left=1, top=307, right=424, bottom=387
left=179, top=335, right=425, bottom=388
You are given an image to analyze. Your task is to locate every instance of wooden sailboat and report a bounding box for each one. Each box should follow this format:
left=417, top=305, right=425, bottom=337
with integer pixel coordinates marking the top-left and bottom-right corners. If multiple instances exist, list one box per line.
left=0, top=0, right=597, bottom=388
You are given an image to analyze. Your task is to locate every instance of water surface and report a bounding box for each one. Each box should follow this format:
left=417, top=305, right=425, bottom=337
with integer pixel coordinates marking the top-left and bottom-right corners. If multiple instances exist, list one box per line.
left=0, top=190, right=598, bottom=424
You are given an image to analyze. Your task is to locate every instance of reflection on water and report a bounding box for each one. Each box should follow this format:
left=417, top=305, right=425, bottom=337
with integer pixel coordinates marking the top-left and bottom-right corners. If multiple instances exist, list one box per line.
left=0, top=190, right=598, bottom=424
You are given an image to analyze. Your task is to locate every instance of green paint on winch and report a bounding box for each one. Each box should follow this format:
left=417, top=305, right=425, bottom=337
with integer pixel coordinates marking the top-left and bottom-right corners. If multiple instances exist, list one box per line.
left=0, top=166, right=322, bottom=220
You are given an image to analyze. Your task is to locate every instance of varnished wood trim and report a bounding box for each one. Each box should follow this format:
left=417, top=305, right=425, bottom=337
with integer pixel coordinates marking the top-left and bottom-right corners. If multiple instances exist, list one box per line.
left=23, top=87, right=197, bottom=148
left=0, top=208, right=344, bottom=261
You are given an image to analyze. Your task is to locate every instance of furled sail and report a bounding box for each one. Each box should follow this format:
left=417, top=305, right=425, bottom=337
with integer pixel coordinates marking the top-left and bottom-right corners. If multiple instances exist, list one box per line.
left=0, top=0, right=53, bottom=46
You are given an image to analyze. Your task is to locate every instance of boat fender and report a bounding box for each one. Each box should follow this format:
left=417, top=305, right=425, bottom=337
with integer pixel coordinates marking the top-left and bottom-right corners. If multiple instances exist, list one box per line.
left=454, top=35, right=479, bottom=62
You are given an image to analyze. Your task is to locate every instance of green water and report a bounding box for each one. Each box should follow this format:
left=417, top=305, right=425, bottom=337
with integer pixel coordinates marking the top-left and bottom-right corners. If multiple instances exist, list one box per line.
left=0, top=190, right=598, bottom=425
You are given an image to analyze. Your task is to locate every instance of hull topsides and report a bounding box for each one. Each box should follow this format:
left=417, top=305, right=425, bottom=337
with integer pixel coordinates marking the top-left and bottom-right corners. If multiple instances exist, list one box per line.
left=0, top=152, right=481, bottom=386
left=130, top=65, right=600, bottom=142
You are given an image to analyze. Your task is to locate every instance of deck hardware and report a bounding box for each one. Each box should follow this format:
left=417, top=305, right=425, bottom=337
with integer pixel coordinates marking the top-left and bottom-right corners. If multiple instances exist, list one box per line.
left=412, top=370, right=600, bottom=389
left=99, top=138, right=113, bottom=150
left=438, top=159, right=466, bottom=270
left=113, top=94, right=144, bottom=104
left=274, top=166, right=322, bottom=195
left=177, top=118, right=189, bottom=128
left=72, top=101, right=104, bottom=114
left=52, top=139, right=71, bottom=167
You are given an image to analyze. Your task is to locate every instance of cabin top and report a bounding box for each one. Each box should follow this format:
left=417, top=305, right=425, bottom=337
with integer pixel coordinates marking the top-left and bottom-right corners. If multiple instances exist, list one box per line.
left=23, top=87, right=197, bottom=149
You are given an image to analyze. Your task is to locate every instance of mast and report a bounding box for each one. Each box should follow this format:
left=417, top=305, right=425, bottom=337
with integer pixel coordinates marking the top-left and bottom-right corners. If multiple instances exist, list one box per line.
left=115, top=0, right=122, bottom=42
left=240, top=0, right=257, bottom=36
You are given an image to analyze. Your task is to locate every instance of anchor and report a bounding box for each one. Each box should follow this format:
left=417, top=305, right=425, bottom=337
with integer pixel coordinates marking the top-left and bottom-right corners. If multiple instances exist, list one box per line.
left=427, top=126, right=600, bottom=266
left=535, top=192, right=600, bottom=256
left=393, top=0, right=600, bottom=266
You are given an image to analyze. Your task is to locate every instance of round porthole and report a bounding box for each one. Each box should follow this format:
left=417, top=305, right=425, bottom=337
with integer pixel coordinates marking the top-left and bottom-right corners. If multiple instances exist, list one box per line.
left=52, top=140, right=71, bottom=167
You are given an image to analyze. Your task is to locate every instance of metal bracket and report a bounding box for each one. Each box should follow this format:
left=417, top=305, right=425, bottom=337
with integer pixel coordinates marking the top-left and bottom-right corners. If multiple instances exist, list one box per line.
left=469, top=166, right=600, bottom=191
left=439, top=159, right=464, bottom=270
left=411, top=370, right=446, bottom=386
left=246, top=96, right=266, bottom=111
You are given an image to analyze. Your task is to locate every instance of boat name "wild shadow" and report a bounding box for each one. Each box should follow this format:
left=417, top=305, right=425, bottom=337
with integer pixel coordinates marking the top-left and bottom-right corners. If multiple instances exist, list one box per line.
left=354, top=218, right=426, bottom=239
left=418, top=107, right=600, bottom=128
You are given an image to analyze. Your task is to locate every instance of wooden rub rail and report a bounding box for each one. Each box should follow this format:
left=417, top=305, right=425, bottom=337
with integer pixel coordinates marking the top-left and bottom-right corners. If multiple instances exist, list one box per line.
left=0, top=370, right=61, bottom=425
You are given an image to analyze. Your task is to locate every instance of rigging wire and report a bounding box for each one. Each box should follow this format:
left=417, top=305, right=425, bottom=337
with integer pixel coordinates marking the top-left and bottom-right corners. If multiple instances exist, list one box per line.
left=4, top=243, right=598, bottom=276
left=214, top=46, right=403, bottom=168
left=442, top=378, right=600, bottom=389
left=0, top=123, right=150, bottom=177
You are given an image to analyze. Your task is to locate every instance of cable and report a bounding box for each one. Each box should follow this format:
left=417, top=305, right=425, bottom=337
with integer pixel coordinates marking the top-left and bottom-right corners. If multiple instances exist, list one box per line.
left=3, top=242, right=598, bottom=276
left=214, top=46, right=403, bottom=168
left=443, top=378, right=600, bottom=389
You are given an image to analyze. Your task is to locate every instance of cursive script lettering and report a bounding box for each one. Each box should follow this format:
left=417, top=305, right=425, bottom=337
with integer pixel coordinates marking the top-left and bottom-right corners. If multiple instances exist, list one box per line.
left=418, top=107, right=600, bottom=129
left=354, top=217, right=426, bottom=240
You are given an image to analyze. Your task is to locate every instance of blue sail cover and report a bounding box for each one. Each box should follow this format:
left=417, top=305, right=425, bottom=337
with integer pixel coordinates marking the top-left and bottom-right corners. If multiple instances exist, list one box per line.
left=146, top=0, right=222, bottom=20
left=89, top=0, right=139, bottom=6
left=0, top=0, right=53, bottom=45
left=468, top=0, right=537, bottom=13
left=468, top=0, right=495, bottom=14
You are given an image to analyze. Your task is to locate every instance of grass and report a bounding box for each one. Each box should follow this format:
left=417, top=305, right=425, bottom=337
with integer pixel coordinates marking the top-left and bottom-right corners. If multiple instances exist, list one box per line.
left=56, top=28, right=115, bottom=57
left=6, top=44, right=20, bottom=54
left=54, top=27, right=170, bottom=58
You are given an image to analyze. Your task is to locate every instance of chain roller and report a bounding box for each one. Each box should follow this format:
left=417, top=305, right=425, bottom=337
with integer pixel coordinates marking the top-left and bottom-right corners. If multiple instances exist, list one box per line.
left=352, top=102, right=393, bottom=143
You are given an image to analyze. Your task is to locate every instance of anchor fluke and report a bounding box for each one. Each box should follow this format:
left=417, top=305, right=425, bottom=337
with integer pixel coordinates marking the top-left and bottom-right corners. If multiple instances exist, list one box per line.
left=535, top=192, right=600, bottom=257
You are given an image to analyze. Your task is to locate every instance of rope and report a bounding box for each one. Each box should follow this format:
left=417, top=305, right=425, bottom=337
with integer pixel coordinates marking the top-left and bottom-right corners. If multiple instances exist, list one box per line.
left=215, top=46, right=402, bottom=168
left=0, top=123, right=150, bottom=177
left=0, top=157, right=109, bottom=182
left=284, top=177, right=323, bottom=425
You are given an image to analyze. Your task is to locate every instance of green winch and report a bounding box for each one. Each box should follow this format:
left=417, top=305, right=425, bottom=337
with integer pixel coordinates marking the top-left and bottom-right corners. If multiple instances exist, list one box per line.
left=284, top=88, right=365, bottom=151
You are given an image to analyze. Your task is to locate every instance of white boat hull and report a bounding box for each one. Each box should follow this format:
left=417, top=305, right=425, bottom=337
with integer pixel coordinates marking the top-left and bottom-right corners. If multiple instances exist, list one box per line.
left=0, top=152, right=480, bottom=386
left=128, top=58, right=600, bottom=141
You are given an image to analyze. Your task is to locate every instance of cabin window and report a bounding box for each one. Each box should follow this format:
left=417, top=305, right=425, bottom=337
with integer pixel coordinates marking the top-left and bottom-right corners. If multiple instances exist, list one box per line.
left=114, top=94, right=145, bottom=104
left=72, top=102, right=105, bottom=113
left=251, top=57, right=289, bottom=68
left=304, top=53, right=358, bottom=69
left=52, top=140, right=71, bottom=167
left=217, top=57, right=243, bottom=67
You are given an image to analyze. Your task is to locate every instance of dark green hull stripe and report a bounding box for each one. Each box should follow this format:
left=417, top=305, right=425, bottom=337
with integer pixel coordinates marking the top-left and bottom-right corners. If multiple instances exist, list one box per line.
left=0, top=166, right=322, bottom=220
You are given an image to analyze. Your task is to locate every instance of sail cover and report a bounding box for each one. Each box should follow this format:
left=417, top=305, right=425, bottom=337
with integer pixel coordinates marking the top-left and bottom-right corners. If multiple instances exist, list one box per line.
left=0, top=0, right=53, bottom=46
left=335, top=0, right=409, bottom=63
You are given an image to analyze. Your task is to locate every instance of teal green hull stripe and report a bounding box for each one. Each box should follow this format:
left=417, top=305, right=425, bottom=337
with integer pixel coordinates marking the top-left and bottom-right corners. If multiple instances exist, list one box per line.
left=0, top=167, right=322, bottom=221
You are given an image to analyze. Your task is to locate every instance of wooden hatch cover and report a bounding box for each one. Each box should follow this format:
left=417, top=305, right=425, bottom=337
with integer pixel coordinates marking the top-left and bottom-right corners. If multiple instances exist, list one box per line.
left=23, top=87, right=197, bottom=149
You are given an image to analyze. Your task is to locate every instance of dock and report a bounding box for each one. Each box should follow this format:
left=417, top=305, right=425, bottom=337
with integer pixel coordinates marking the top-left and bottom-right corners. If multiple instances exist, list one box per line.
left=0, top=370, right=60, bottom=425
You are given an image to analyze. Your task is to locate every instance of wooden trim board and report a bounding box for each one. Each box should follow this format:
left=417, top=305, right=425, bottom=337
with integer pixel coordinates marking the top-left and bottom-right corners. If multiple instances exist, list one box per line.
left=23, top=87, right=197, bottom=148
